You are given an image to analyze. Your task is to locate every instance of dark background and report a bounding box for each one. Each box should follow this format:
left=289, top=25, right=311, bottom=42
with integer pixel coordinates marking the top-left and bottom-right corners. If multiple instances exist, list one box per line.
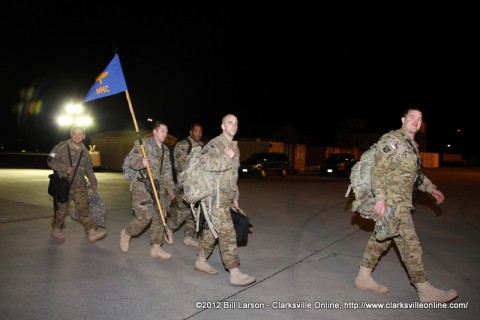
left=0, top=1, right=477, bottom=154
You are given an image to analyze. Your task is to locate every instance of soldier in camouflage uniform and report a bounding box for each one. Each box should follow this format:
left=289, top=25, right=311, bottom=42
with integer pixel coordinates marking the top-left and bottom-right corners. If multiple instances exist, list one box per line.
left=47, top=126, right=106, bottom=242
left=193, top=114, right=256, bottom=287
left=119, top=121, right=175, bottom=259
left=355, top=108, right=458, bottom=303
left=166, top=123, right=203, bottom=248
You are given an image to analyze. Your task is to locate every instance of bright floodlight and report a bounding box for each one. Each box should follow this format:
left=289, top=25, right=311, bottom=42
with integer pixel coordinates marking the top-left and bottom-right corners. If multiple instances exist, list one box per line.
left=65, top=103, right=84, bottom=114
left=57, top=115, right=73, bottom=126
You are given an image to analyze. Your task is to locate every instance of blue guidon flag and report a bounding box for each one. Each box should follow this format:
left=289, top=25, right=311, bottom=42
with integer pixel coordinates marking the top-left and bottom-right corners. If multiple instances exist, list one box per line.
left=83, top=53, right=128, bottom=103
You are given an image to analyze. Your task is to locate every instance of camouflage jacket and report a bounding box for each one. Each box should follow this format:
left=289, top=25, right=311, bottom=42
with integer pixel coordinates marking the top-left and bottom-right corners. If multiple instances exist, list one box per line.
left=174, top=136, right=204, bottom=174
left=47, top=140, right=97, bottom=190
left=371, top=128, right=436, bottom=208
left=127, top=137, right=175, bottom=205
left=199, top=134, right=240, bottom=204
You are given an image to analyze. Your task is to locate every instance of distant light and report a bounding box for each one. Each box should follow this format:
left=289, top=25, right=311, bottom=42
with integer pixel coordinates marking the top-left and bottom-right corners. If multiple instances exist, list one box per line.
left=58, top=102, right=92, bottom=128
left=447, top=144, right=451, bottom=148
left=65, top=103, right=84, bottom=114
left=57, top=115, right=73, bottom=126
left=456, top=129, right=461, bottom=133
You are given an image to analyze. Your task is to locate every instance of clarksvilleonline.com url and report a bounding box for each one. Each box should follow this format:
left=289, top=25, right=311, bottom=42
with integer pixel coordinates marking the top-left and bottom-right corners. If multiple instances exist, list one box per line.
left=344, top=301, right=468, bottom=310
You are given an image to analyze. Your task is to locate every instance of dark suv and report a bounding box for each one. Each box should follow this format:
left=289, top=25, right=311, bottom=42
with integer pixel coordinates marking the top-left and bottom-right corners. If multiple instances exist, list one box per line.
left=319, top=153, right=356, bottom=175
left=239, top=152, right=289, bottom=178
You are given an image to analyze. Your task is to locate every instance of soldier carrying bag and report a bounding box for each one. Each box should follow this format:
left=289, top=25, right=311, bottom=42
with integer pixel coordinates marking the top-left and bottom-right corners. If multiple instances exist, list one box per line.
left=48, top=146, right=83, bottom=204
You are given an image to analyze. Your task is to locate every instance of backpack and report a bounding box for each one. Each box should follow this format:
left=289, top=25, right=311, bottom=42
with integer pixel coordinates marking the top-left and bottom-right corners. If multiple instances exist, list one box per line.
left=122, top=150, right=140, bottom=181
left=345, top=144, right=377, bottom=219
left=170, top=138, right=192, bottom=184
left=177, top=145, right=220, bottom=204
left=345, top=142, right=404, bottom=219
left=122, top=139, right=161, bottom=181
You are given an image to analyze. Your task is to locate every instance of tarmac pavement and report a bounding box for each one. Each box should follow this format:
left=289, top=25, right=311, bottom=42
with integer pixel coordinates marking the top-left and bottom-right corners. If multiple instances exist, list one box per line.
left=0, top=168, right=478, bottom=320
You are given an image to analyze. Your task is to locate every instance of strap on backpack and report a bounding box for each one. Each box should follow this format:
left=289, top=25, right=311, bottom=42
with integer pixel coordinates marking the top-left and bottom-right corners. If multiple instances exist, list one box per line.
left=191, top=199, right=219, bottom=239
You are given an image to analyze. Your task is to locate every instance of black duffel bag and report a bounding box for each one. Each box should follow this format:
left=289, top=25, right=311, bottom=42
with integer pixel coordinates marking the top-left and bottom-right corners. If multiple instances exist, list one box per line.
left=48, top=172, right=71, bottom=203
left=197, top=204, right=251, bottom=246
left=230, top=207, right=250, bottom=246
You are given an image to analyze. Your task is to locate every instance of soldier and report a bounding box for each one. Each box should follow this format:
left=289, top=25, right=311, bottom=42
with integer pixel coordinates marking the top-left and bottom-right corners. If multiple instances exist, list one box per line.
left=355, top=107, right=458, bottom=303
left=47, top=126, right=106, bottom=242
left=119, top=121, right=175, bottom=259
left=166, top=123, right=204, bottom=247
left=194, top=114, right=256, bottom=287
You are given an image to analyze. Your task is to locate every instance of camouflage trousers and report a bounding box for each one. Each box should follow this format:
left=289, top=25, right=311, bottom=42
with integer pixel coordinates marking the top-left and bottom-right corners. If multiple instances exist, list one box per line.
left=360, top=207, right=427, bottom=283
left=52, top=186, right=95, bottom=232
left=197, top=206, right=240, bottom=270
left=125, top=192, right=170, bottom=246
left=167, top=192, right=196, bottom=238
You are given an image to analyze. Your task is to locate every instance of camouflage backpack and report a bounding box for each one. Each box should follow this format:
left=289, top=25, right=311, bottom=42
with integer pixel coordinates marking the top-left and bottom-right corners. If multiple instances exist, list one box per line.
left=177, top=145, right=220, bottom=204
left=122, top=153, right=136, bottom=181
left=345, top=144, right=377, bottom=219
left=122, top=139, right=157, bottom=181
left=345, top=142, right=404, bottom=219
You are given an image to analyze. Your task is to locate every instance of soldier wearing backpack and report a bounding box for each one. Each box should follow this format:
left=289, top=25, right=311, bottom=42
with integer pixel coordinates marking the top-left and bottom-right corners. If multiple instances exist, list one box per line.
left=119, top=121, right=176, bottom=259
left=355, top=108, right=457, bottom=303
left=165, top=123, right=204, bottom=248
left=194, top=114, right=256, bottom=287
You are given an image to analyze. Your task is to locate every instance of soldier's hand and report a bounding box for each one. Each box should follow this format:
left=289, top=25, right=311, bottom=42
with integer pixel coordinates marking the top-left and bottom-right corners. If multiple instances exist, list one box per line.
left=224, top=148, right=235, bottom=159
left=142, top=158, right=150, bottom=167
left=431, top=189, right=444, bottom=204
left=373, top=200, right=387, bottom=216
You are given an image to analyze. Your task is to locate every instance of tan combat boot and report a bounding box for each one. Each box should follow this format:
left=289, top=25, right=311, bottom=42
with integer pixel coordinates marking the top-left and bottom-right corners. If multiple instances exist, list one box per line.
left=164, top=227, right=173, bottom=245
left=119, top=229, right=131, bottom=253
left=229, top=267, right=256, bottom=287
left=151, top=244, right=172, bottom=259
left=87, top=229, right=106, bottom=242
left=51, top=228, right=65, bottom=240
left=194, top=257, right=219, bottom=275
left=414, top=281, right=458, bottom=303
left=183, top=236, right=198, bottom=248
left=355, top=266, right=389, bottom=293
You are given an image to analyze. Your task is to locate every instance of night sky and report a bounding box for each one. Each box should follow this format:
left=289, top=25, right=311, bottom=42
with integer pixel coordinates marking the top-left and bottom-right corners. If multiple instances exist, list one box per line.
left=1, top=2, right=477, bottom=154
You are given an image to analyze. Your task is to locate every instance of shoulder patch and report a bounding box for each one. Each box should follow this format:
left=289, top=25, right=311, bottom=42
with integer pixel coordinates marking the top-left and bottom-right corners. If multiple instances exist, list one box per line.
left=388, top=141, right=398, bottom=150
left=382, top=140, right=398, bottom=154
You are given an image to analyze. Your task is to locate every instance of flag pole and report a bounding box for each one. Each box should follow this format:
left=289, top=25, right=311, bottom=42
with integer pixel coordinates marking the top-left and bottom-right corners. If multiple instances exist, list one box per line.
left=124, top=90, right=169, bottom=233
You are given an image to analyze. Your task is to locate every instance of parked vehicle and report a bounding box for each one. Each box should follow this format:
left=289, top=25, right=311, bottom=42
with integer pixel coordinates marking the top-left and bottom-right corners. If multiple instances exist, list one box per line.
left=319, top=153, right=356, bottom=175
left=239, top=152, right=289, bottom=178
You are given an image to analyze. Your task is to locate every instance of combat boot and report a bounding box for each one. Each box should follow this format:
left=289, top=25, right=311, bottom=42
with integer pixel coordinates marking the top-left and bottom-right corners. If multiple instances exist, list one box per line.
left=414, top=281, right=458, bottom=303
left=51, top=228, right=65, bottom=240
left=151, top=244, right=172, bottom=259
left=87, top=229, right=106, bottom=242
left=183, top=236, right=198, bottom=248
left=119, top=229, right=131, bottom=253
left=165, top=227, right=173, bottom=245
left=229, top=268, right=256, bottom=287
left=355, top=266, right=388, bottom=293
left=194, top=257, right=219, bottom=274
